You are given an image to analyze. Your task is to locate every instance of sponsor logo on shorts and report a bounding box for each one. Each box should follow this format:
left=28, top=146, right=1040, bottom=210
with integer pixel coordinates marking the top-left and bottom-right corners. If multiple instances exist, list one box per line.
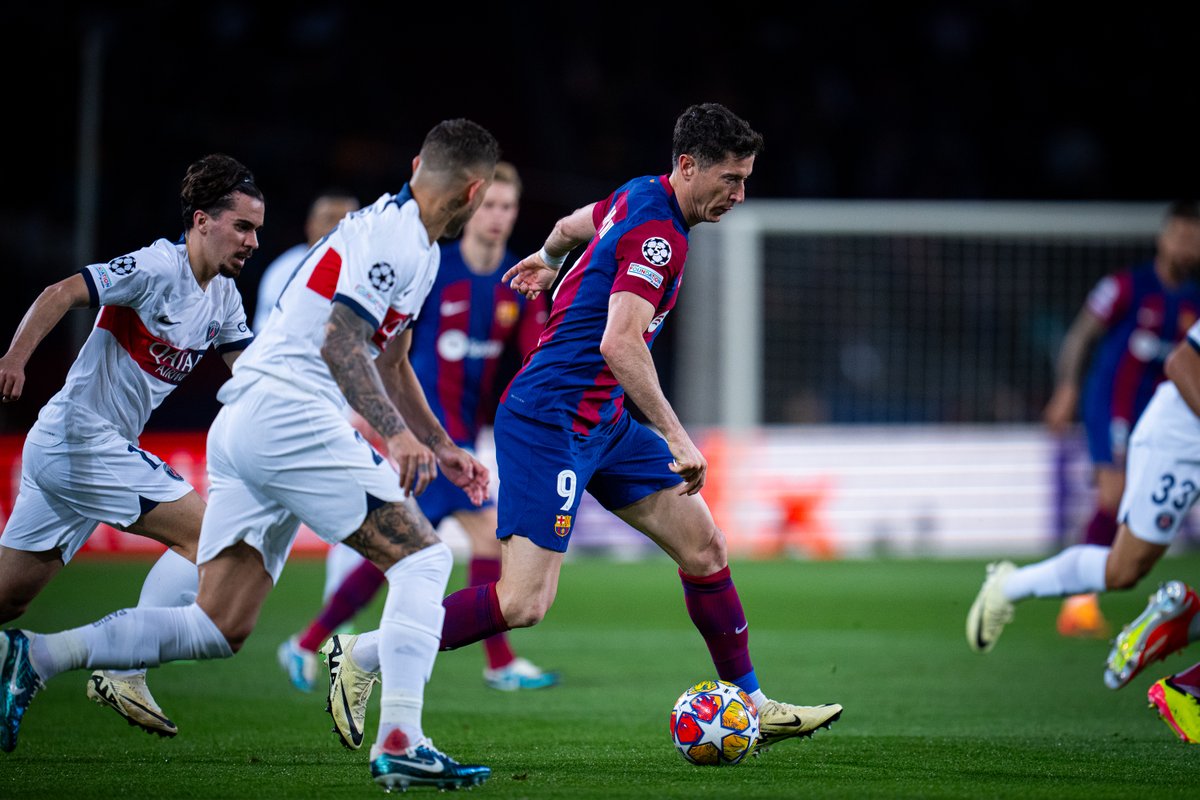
left=1157, top=512, right=1175, bottom=531
left=554, top=514, right=573, bottom=538
left=627, top=263, right=663, bottom=288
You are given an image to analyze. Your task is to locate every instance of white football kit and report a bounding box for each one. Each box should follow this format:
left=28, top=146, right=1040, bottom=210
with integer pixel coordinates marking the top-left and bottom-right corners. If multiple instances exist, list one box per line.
left=1118, top=319, right=1200, bottom=545
left=198, top=189, right=439, bottom=580
left=2, top=238, right=253, bottom=561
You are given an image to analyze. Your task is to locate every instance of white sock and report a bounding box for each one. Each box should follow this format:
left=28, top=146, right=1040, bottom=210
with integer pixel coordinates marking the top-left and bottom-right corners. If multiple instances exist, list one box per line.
left=324, top=544, right=368, bottom=604
left=373, top=543, right=451, bottom=754
left=351, top=629, right=381, bottom=672
left=28, top=603, right=232, bottom=682
left=1002, top=545, right=1110, bottom=602
left=109, top=549, right=199, bottom=680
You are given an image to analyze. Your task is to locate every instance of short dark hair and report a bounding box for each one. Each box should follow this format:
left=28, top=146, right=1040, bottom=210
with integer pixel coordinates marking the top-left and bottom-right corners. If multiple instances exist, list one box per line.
left=180, top=153, right=263, bottom=229
left=671, top=103, right=764, bottom=168
left=419, top=119, right=500, bottom=178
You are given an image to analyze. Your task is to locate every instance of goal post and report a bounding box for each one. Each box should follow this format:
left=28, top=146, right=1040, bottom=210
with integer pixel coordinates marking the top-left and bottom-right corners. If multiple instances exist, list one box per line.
left=679, top=200, right=1167, bottom=429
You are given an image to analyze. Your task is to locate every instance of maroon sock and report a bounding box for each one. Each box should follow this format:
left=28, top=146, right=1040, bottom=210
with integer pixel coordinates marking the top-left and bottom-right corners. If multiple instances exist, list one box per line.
left=298, top=559, right=386, bottom=652
left=441, top=581, right=510, bottom=651
left=1172, top=662, right=1200, bottom=698
left=679, top=566, right=754, bottom=685
left=468, top=557, right=515, bottom=669
left=1083, top=507, right=1119, bottom=547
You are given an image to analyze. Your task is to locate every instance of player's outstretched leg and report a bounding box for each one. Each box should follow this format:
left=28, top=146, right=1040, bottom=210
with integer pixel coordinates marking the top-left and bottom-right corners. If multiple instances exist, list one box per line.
left=1105, top=580, right=1200, bottom=689
left=370, top=737, right=491, bottom=791
left=321, top=633, right=378, bottom=750
left=1148, top=676, right=1200, bottom=744
left=465, top=555, right=559, bottom=691
left=966, top=561, right=1017, bottom=652
left=677, top=565, right=843, bottom=752
left=756, top=699, right=843, bottom=751
left=86, top=670, right=178, bottom=737
left=0, top=630, right=44, bottom=753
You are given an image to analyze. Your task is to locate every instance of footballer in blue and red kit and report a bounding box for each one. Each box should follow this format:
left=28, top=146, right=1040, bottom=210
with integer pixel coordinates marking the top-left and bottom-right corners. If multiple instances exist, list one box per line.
left=496, top=175, right=689, bottom=552
left=1080, top=261, right=1200, bottom=468
left=407, top=239, right=548, bottom=526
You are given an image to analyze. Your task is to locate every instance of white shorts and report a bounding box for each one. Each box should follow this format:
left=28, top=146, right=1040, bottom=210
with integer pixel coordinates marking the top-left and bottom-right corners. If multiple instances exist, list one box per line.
left=1, top=427, right=194, bottom=563
left=197, top=377, right=407, bottom=582
left=1118, top=395, right=1200, bottom=546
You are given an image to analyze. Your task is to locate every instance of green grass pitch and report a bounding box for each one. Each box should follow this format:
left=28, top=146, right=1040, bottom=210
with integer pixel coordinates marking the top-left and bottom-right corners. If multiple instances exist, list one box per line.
left=3, top=552, right=1200, bottom=798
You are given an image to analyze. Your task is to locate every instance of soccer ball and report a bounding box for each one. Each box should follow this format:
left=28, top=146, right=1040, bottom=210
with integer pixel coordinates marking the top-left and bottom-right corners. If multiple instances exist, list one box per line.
left=669, top=679, right=760, bottom=765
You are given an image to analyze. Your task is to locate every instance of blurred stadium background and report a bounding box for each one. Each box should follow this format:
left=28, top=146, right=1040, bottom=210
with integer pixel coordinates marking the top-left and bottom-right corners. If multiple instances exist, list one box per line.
left=3, top=4, right=1198, bottom=563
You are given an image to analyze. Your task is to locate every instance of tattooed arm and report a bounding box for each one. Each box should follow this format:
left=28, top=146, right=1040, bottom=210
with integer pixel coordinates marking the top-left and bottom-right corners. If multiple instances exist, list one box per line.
left=374, top=328, right=450, bottom=450
left=321, top=302, right=436, bottom=495
left=375, top=328, right=491, bottom=506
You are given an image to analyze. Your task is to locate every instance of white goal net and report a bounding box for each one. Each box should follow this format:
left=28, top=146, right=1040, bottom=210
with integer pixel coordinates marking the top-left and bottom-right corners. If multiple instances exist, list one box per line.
left=678, top=200, right=1166, bottom=428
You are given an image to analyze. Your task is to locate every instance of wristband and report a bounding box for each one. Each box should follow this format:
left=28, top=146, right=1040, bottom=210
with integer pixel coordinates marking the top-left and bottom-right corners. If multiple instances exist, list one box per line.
left=538, top=246, right=568, bottom=270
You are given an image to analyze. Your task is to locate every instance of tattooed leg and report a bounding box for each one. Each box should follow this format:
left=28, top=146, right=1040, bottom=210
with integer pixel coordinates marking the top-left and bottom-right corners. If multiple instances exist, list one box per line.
left=342, top=499, right=439, bottom=569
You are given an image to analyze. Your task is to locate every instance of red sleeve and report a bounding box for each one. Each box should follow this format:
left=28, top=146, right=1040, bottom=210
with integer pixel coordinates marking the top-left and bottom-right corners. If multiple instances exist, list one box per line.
left=1084, top=271, right=1132, bottom=327
left=592, top=194, right=614, bottom=229
left=514, top=292, right=549, bottom=358
left=609, top=220, right=688, bottom=305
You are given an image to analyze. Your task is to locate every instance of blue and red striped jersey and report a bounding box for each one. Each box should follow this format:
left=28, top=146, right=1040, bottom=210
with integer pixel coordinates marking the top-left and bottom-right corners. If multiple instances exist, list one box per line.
left=1082, top=260, right=1200, bottom=428
left=410, top=240, right=547, bottom=446
left=502, top=175, right=689, bottom=434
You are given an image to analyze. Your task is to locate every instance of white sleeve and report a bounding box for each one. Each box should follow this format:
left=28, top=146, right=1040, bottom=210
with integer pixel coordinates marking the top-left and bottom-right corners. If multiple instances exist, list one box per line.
left=80, top=245, right=160, bottom=308
left=216, top=283, right=254, bottom=353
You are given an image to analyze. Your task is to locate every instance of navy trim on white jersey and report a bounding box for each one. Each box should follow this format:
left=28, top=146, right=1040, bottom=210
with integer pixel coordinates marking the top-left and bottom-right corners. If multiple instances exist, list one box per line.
left=79, top=268, right=99, bottom=308
left=217, top=336, right=255, bottom=354
left=332, top=293, right=379, bottom=328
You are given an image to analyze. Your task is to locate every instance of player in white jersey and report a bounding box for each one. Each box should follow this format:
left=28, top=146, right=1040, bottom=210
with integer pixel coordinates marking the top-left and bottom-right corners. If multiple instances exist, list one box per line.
left=0, top=154, right=262, bottom=744
left=252, top=191, right=359, bottom=333
left=967, top=319, right=1200, bottom=698
left=0, top=120, right=500, bottom=792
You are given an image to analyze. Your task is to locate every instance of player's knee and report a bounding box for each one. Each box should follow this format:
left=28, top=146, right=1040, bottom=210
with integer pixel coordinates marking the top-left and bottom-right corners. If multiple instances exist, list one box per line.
left=679, top=529, right=728, bottom=577
left=0, top=596, right=31, bottom=624
left=500, top=591, right=552, bottom=629
left=208, top=615, right=254, bottom=653
left=218, top=625, right=252, bottom=653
